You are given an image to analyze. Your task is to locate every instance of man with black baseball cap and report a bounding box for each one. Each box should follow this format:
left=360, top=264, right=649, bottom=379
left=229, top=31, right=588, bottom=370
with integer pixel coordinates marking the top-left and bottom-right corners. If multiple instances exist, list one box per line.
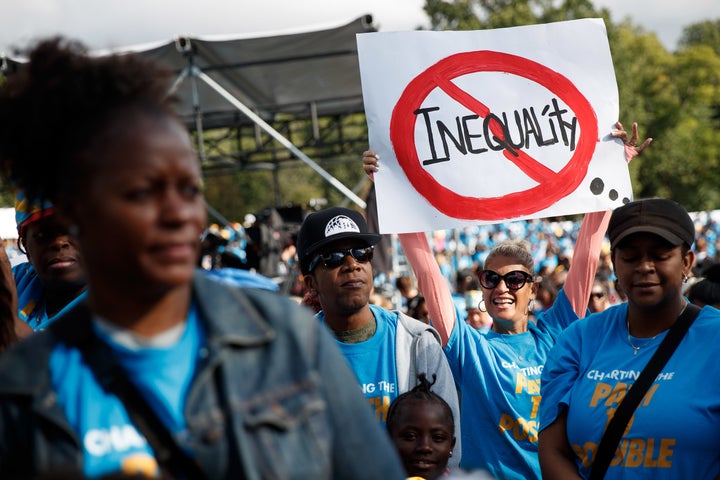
left=296, top=207, right=381, bottom=276
left=297, top=206, right=461, bottom=468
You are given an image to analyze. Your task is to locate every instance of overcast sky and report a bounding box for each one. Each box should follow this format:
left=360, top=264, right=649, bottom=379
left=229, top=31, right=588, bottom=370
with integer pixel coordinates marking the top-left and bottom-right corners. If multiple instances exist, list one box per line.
left=1, top=0, right=718, bottom=55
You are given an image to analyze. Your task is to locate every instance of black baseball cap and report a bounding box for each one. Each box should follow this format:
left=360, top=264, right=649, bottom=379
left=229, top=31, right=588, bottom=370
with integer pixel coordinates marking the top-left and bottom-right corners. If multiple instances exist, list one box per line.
left=296, top=207, right=381, bottom=274
left=608, top=198, right=695, bottom=249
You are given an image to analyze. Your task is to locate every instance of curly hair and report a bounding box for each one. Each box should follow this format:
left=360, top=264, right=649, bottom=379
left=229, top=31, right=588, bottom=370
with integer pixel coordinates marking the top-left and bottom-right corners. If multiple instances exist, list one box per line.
left=0, top=37, right=179, bottom=207
left=386, top=373, right=454, bottom=435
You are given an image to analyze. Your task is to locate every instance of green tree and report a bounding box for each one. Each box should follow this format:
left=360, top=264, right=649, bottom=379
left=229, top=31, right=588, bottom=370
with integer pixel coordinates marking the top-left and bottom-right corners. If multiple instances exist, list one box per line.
left=422, top=0, right=720, bottom=211
left=425, top=0, right=484, bottom=30
left=425, top=0, right=608, bottom=31
left=679, top=19, right=720, bottom=56
left=635, top=44, right=720, bottom=210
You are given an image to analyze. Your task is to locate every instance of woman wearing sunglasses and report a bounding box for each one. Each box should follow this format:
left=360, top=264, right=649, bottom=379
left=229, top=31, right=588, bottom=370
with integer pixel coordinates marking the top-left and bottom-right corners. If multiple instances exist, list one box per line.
left=363, top=122, right=650, bottom=479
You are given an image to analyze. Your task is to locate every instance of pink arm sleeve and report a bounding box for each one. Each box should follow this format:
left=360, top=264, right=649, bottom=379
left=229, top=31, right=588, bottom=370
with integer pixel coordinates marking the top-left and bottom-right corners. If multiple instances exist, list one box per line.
left=398, top=232, right=456, bottom=346
left=564, top=144, right=637, bottom=317
left=563, top=211, right=609, bottom=317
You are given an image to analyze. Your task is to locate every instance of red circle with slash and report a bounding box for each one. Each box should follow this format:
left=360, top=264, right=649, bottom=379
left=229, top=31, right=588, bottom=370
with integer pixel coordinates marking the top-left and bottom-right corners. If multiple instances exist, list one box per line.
left=390, top=50, right=598, bottom=220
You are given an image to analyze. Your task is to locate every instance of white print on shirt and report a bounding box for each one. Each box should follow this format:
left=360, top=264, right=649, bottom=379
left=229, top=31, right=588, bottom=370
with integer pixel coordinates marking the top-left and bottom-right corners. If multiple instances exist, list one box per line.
left=362, top=381, right=396, bottom=394
left=84, top=425, right=147, bottom=457
left=502, top=360, right=543, bottom=377
left=362, top=380, right=396, bottom=423
left=586, top=369, right=675, bottom=382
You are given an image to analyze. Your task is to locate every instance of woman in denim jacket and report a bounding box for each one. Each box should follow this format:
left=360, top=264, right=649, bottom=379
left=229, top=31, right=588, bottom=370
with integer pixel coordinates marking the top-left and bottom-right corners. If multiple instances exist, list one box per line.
left=0, top=37, right=405, bottom=480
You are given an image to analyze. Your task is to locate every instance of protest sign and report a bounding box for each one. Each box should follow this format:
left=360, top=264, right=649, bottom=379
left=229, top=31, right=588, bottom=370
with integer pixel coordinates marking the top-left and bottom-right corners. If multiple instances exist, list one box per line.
left=357, top=18, right=630, bottom=233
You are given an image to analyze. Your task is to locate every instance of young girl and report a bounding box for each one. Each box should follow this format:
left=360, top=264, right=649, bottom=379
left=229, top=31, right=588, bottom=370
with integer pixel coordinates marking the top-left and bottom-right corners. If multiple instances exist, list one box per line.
left=387, top=374, right=456, bottom=480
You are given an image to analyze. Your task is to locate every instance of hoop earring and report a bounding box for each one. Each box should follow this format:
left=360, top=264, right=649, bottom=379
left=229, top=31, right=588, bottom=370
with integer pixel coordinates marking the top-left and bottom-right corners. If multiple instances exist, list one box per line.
left=683, top=274, right=689, bottom=283
left=479, top=300, right=487, bottom=313
left=525, top=299, right=535, bottom=315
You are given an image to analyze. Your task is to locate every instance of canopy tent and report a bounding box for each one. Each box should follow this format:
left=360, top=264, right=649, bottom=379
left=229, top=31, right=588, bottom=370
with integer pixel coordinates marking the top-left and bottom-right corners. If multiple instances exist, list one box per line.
left=1, top=15, right=377, bottom=208
left=138, top=15, right=374, bottom=130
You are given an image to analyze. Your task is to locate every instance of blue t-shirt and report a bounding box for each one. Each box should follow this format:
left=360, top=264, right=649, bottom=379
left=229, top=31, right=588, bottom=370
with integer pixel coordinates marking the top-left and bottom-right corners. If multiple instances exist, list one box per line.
left=316, top=304, right=399, bottom=425
left=444, top=289, right=577, bottom=480
left=13, top=262, right=87, bottom=331
left=452, top=293, right=468, bottom=321
left=202, top=267, right=278, bottom=291
left=540, top=303, right=720, bottom=479
left=49, top=304, right=204, bottom=478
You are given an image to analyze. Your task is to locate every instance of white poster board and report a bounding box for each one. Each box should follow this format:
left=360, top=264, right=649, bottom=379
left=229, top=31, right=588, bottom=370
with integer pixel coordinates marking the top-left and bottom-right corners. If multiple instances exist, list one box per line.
left=357, top=18, right=631, bottom=234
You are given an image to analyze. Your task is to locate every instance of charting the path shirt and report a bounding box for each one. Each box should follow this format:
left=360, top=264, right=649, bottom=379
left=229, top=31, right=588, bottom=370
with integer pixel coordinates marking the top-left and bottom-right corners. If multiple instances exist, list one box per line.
left=317, top=304, right=399, bottom=425
left=49, top=305, right=204, bottom=478
left=540, top=303, right=720, bottom=479
left=444, top=289, right=577, bottom=480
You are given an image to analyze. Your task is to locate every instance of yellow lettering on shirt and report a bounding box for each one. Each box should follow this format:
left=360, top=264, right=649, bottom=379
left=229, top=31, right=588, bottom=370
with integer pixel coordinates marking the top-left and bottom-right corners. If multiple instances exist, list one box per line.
left=589, top=382, right=612, bottom=407
left=368, top=396, right=391, bottom=423
left=20, top=299, right=36, bottom=320
left=498, top=413, right=538, bottom=443
left=514, top=372, right=540, bottom=395
left=571, top=442, right=595, bottom=468
left=529, top=395, right=541, bottom=419
left=641, top=384, right=659, bottom=406
left=605, top=382, right=628, bottom=407
left=574, top=438, right=676, bottom=470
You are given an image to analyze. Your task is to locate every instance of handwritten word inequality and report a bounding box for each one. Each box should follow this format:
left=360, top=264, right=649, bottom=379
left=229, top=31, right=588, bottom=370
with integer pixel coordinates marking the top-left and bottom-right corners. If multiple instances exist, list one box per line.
left=415, top=97, right=577, bottom=166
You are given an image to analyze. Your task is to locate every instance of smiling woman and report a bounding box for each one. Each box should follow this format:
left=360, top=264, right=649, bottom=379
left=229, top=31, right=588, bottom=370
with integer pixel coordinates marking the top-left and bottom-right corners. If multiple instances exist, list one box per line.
left=361, top=126, right=650, bottom=479
left=0, top=37, right=405, bottom=479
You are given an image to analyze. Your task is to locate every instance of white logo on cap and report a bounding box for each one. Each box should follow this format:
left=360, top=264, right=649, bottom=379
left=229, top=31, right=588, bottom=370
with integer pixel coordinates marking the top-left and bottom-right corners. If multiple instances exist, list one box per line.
left=325, top=215, right=360, bottom=237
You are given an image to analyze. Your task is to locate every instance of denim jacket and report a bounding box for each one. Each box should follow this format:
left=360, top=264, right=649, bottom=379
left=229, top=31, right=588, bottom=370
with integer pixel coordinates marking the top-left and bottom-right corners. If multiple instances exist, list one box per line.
left=0, top=271, right=406, bottom=479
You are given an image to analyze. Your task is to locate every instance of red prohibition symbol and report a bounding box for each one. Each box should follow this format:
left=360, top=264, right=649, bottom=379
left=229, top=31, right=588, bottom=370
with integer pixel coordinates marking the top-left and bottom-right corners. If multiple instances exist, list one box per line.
left=390, top=50, right=598, bottom=220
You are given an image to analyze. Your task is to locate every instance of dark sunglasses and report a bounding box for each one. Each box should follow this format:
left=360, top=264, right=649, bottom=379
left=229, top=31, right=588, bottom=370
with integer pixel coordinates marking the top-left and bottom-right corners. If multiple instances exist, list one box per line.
left=591, top=292, right=606, bottom=299
left=308, top=246, right=374, bottom=272
left=479, top=270, right=534, bottom=290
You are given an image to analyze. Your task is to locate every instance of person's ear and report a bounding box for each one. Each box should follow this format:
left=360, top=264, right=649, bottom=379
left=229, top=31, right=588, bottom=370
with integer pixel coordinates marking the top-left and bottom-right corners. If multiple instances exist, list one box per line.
left=683, top=249, right=696, bottom=279
left=303, top=273, right=317, bottom=296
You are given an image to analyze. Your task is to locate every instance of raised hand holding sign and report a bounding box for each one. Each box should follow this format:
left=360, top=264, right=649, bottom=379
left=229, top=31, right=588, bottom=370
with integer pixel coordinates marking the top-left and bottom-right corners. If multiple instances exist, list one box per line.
left=357, top=18, right=630, bottom=233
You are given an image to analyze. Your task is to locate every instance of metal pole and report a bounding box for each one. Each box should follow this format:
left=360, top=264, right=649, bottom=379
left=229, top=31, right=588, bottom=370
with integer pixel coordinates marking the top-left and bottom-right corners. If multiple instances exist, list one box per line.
left=192, top=66, right=366, bottom=209
left=172, top=38, right=207, bottom=163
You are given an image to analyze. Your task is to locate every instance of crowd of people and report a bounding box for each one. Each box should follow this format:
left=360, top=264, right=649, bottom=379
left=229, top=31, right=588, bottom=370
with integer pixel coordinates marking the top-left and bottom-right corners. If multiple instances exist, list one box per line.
left=0, top=35, right=719, bottom=480
left=372, top=208, right=720, bottom=316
